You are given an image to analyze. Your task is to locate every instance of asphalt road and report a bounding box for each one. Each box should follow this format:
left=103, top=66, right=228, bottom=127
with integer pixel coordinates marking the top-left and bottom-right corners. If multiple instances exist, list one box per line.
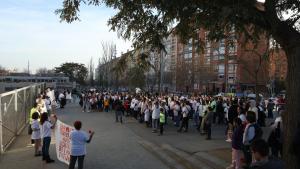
left=2, top=102, right=257, bottom=169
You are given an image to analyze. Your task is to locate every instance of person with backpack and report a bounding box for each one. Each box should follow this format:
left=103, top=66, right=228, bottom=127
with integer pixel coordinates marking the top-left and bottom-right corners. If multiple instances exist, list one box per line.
left=243, top=111, right=263, bottom=167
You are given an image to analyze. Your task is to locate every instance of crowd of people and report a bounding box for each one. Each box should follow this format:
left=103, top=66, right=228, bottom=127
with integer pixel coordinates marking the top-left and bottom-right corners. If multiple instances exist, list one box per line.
left=28, top=88, right=58, bottom=163
left=78, top=89, right=286, bottom=169
left=28, top=88, right=94, bottom=169
left=26, top=87, right=288, bottom=169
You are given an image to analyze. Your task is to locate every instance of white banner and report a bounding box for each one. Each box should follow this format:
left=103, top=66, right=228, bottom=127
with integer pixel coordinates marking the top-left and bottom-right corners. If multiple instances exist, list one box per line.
left=55, top=120, right=74, bottom=165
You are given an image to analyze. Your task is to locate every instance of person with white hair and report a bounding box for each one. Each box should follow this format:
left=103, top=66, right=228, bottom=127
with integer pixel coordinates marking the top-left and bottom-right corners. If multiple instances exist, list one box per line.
left=248, top=100, right=258, bottom=122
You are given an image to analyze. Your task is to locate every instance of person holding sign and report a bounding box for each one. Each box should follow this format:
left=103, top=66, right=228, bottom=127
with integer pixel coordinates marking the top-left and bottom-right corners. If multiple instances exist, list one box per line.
left=40, top=113, right=57, bottom=163
left=69, top=121, right=94, bottom=169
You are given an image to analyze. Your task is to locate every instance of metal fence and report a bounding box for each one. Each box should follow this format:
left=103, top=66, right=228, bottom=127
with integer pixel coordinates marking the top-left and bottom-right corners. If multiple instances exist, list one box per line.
left=0, top=83, right=45, bottom=154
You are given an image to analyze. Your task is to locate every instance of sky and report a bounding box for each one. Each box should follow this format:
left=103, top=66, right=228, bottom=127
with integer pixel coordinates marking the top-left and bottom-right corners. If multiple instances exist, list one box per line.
left=0, top=0, right=132, bottom=73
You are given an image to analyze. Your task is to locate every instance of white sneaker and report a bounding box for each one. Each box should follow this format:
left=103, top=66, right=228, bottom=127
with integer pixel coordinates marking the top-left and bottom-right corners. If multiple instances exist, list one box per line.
left=226, top=139, right=232, bottom=142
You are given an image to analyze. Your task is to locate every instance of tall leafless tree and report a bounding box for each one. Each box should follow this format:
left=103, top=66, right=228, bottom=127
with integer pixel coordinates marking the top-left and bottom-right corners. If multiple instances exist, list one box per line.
left=96, top=41, right=116, bottom=88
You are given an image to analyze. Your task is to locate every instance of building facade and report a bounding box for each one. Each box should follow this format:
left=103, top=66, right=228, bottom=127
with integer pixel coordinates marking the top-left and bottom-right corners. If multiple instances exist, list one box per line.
left=0, top=73, right=75, bottom=93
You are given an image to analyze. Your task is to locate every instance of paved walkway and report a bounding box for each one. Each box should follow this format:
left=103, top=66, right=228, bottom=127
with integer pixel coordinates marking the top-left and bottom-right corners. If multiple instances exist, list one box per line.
left=0, top=103, right=168, bottom=169
left=0, top=102, right=274, bottom=169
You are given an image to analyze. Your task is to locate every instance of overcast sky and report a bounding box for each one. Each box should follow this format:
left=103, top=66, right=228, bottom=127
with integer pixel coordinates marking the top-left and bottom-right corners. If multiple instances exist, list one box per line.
left=0, top=0, right=132, bottom=73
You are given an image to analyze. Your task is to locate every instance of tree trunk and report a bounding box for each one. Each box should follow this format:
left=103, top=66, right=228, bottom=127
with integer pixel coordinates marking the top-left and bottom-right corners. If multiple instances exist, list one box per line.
left=283, top=44, right=300, bottom=169
left=157, top=70, right=161, bottom=93
left=255, top=72, right=259, bottom=103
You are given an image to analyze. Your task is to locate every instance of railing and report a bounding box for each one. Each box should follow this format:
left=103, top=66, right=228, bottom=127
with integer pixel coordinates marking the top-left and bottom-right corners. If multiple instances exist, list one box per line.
left=0, top=83, right=45, bottom=154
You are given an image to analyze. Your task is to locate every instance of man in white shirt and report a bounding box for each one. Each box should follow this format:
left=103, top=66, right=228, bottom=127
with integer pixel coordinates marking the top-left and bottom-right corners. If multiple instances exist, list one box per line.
left=173, top=101, right=180, bottom=127
left=178, top=102, right=189, bottom=132
left=152, top=102, right=160, bottom=132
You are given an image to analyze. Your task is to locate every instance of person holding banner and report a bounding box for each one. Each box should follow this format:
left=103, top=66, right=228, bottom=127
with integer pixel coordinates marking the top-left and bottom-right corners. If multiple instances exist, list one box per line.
left=40, top=113, right=57, bottom=163
left=69, top=121, right=94, bottom=169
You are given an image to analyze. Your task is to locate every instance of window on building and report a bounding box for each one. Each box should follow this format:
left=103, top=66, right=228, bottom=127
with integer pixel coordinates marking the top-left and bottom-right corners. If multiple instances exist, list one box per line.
left=206, top=41, right=211, bottom=48
left=213, top=65, right=218, bottom=72
left=220, top=39, right=225, bottom=47
left=228, top=64, right=237, bottom=72
left=184, top=52, right=192, bottom=59
left=219, top=55, right=225, bottom=60
left=213, top=49, right=219, bottom=56
left=218, top=64, right=225, bottom=73
left=228, top=45, right=237, bottom=55
left=205, top=57, right=211, bottom=64
left=219, top=46, right=225, bottom=54
left=205, top=48, right=211, bottom=56
left=213, top=55, right=218, bottom=60
left=229, top=25, right=235, bottom=34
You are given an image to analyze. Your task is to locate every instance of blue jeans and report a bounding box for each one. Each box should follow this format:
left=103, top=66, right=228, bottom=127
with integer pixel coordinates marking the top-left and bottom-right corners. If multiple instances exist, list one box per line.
left=42, top=137, right=51, bottom=160
left=174, top=116, right=180, bottom=127
left=69, top=155, right=85, bottom=169
left=115, top=111, right=123, bottom=123
left=152, top=119, right=159, bottom=130
left=193, top=113, right=199, bottom=126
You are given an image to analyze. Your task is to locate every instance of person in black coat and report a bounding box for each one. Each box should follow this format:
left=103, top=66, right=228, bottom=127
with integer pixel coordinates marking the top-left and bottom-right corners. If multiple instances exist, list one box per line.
left=226, top=100, right=238, bottom=141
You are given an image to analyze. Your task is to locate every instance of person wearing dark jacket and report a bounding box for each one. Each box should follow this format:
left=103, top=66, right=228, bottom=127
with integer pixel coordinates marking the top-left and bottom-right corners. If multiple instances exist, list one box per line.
left=226, top=100, right=238, bottom=142
left=115, top=99, right=124, bottom=123
left=227, top=118, right=244, bottom=169
left=250, top=139, right=283, bottom=169
left=228, top=100, right=238, bottom=124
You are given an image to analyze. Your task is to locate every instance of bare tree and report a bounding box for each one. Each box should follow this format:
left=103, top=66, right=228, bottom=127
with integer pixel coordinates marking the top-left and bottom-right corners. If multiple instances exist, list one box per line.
left=88, top=57, right=95, bottom=86
left=237, top=42, right=270, bottom=101
left=96, top=41, right=116, bottom=88
left=0, top=65, right=8, bottom=75
left=36, top=67, right=54, bottom=75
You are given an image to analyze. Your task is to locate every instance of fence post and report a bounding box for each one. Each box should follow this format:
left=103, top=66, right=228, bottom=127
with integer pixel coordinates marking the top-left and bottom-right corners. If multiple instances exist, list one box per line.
left=24, top=89, right=27, bottom=124
left=14, top=92, right=18, bottom=135
left=0, top=97, right=3, bottom=154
